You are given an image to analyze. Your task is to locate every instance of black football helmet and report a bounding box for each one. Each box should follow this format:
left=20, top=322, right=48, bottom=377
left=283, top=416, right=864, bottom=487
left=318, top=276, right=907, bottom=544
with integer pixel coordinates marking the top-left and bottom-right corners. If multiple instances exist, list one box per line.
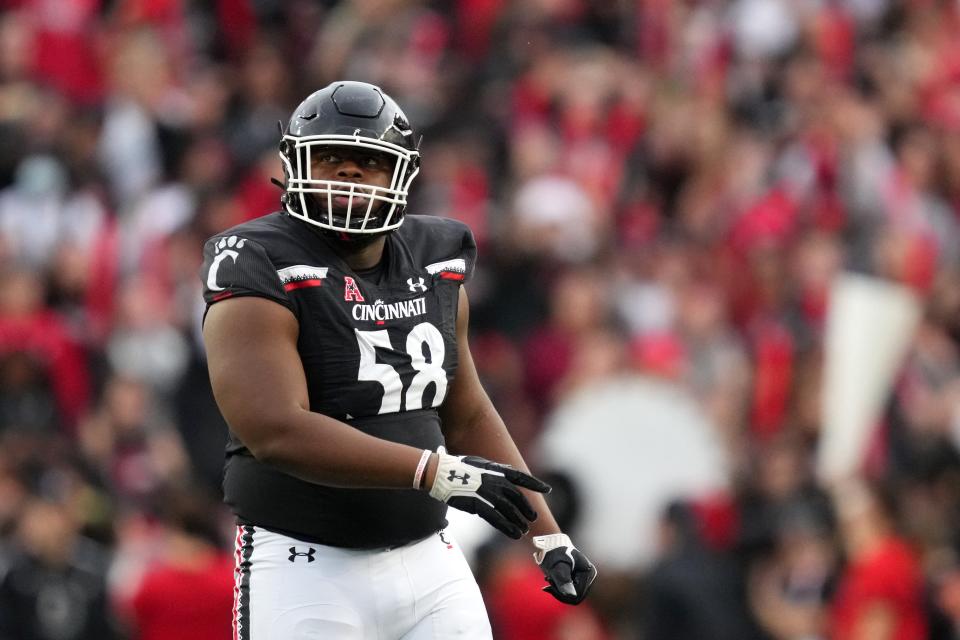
left=278, top=81, right=420, bottom=234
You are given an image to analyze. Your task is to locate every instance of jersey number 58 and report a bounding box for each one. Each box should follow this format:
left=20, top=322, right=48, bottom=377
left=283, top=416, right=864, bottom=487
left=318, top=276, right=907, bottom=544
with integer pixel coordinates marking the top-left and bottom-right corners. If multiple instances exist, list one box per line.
left=355, top=323, right=448, bottom=414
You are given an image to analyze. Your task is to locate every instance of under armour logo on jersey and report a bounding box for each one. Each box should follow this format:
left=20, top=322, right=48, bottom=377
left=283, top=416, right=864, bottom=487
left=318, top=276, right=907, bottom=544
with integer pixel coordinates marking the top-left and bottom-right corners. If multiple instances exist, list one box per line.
left=447, top=470, right=471, bottom=485
left=343, top=276, right=365, bottom=302
left=288, top=547, right=316, bottom=563
left=407, top=277, right=428, bottom=292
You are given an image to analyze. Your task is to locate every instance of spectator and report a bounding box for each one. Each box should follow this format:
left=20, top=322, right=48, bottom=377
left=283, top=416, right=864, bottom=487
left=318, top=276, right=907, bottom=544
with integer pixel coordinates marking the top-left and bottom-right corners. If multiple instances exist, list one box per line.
left=748, top=504, right=836, bottom=640
left=0, top=269, right=90, bottom=431
left=78, top=376, right=188, bottom=504
left=0, top=1, right=957, bottom=638
left=643, top=501, right=763, bottom=640
left=0, top=497, right=116, bottom=640
left=120, top=485, right=234, bottom=640
left=830, top=481, right=927, bottom=640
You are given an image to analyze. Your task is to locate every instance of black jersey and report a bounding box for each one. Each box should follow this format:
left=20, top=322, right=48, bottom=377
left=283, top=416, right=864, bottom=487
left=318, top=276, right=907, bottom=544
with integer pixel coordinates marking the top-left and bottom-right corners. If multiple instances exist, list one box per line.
left=200, top=212, right=476, bottom=549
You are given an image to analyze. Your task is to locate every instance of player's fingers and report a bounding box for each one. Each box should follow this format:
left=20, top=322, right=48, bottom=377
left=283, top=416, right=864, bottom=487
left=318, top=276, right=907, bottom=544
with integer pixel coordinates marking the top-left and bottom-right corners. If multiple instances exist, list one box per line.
left=542, top=583, right=579, bottom=605
left=460, top=456, right=551, bottom=493
left=547, top=557, right=574, bottom=587
left=482, top=487, right=530, bottom=532
left=500, top=484, right=538, bottom=521
left=475, top=502, right=523, bottom=539
left=572, top=551, right=598, bottom=588
left=502, top=468, right=552, bottom=494
left=557, top=581, right=578, bottom=596
left=572, top=549, right=595, bottom=572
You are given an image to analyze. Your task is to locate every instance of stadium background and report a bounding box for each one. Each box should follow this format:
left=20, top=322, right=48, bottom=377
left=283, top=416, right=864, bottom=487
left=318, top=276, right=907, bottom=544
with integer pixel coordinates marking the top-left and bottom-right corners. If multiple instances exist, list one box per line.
left=1, top=0, right=960, bottom=638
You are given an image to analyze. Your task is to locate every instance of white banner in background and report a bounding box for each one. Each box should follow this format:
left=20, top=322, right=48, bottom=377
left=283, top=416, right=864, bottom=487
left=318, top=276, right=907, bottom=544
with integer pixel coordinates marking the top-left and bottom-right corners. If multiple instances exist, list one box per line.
left=818, top=272, right=921, bottom=484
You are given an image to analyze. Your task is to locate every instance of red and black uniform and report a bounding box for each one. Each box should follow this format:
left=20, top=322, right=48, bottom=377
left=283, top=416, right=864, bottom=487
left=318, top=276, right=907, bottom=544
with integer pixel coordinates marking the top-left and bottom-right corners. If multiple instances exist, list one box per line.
left=200, top=212, right=476, bottom=550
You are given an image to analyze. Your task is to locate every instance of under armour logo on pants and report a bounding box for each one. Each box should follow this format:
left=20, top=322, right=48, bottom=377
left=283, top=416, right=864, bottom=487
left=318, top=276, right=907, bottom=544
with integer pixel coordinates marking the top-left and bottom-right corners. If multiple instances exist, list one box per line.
left=288, top=547, right=316, bottom=562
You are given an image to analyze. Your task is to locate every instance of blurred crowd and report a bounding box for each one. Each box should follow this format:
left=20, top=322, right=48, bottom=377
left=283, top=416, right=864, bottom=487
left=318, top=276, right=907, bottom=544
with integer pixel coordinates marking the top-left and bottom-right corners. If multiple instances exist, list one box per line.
left=1, top=0, right=960, bottom=638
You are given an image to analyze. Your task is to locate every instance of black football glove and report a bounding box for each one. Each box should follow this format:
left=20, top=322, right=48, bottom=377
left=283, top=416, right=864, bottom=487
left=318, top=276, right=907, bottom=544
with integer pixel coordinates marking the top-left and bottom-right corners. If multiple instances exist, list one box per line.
left=428, top=450, right=551, bottom=539
left=533, top=533, right=597, bottom=605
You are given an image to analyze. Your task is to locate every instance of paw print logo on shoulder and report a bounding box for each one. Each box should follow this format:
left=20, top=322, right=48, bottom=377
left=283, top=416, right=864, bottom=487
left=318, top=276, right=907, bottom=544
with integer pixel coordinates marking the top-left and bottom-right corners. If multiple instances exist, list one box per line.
left=216, top=235, right=247, bottom=252
left=207, top=235, right=247, bottom=292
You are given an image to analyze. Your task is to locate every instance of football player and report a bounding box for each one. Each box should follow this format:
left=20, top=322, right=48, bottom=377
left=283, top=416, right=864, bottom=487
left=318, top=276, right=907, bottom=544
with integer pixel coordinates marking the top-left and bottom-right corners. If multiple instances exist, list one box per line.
left=201, top=81, right=597, bottom=639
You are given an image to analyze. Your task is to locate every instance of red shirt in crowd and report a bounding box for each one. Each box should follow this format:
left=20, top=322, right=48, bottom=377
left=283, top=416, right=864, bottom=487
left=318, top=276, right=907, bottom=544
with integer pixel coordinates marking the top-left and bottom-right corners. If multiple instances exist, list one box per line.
left=129, top=551, right=235, bottom=640
left=486, top=558, right=608, bottom=640
left=0, top=310, right=90, bottom=430
left=830, top=537, right=927, bottom=640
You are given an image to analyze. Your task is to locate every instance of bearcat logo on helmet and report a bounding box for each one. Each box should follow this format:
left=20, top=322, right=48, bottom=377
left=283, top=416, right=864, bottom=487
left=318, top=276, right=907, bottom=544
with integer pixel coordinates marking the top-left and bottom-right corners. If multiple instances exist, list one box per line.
left=278, top=81, right=421, bottom=237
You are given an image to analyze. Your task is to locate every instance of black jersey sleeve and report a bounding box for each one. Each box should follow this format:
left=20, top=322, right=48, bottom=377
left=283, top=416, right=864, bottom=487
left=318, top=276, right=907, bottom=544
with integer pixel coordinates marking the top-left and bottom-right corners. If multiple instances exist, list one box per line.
left=419, top=217, right=477, bottom=284
left=459, top=223, right=478, bottom=284
left=200, top=234, right=293, bottom=311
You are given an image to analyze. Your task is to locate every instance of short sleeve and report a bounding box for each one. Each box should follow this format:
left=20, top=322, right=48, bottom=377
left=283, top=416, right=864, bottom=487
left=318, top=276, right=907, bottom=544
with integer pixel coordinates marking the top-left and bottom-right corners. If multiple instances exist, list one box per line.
left=459, top=224, right=477, bottom=284
left=200, top=234, right=292, bottom=310
left=422, top=219, right=477, bottom=284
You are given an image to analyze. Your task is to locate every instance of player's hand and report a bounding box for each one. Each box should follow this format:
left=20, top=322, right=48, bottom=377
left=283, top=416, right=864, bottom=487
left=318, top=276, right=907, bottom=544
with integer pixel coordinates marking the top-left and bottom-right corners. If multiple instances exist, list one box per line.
left=533, top=533, right=597, bottom=605
left=427, top=451, right=551, bottom=539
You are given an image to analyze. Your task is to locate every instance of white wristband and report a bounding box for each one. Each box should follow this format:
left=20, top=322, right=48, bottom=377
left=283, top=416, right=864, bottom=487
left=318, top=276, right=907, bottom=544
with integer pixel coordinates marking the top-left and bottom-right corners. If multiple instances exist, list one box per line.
left=413, top=449, right=432, bottom=489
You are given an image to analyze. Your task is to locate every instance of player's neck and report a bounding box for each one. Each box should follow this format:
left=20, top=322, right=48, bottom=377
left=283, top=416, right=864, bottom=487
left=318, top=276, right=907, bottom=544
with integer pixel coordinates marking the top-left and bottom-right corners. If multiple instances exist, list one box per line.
left=327, top=234, right=387, bottom=271
left=302, top=220, right=389, bottom=271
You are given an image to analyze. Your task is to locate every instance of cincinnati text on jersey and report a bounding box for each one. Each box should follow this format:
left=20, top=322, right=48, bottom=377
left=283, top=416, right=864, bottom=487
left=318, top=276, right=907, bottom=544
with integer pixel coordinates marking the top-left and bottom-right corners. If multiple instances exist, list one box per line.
left=352, top=297, right=427, bottom=322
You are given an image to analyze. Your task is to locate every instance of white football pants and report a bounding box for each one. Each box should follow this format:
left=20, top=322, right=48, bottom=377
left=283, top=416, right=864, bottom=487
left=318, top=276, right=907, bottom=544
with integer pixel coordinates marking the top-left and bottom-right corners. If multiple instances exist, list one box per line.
left=232, top=526, right=493, bottom=640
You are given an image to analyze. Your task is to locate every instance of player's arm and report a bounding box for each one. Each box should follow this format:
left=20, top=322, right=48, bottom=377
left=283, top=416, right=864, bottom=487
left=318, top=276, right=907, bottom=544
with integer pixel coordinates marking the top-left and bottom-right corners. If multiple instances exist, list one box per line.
left=204, top=296, right=430, bottom=488
left=435, top=287, right=561, bottom=538
left=432, top=287, right=598, bottom=605
left=205, top=294, right=546, bottom=542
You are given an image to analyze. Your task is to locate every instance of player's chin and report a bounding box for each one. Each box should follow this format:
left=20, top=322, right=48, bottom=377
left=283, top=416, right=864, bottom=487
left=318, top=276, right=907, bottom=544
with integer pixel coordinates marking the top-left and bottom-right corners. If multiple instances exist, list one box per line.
left=322, top=204, right=392, bottom=231
left=314, top=199, right=366, bottom=219
left=303, top=192, right=387, bottom=230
